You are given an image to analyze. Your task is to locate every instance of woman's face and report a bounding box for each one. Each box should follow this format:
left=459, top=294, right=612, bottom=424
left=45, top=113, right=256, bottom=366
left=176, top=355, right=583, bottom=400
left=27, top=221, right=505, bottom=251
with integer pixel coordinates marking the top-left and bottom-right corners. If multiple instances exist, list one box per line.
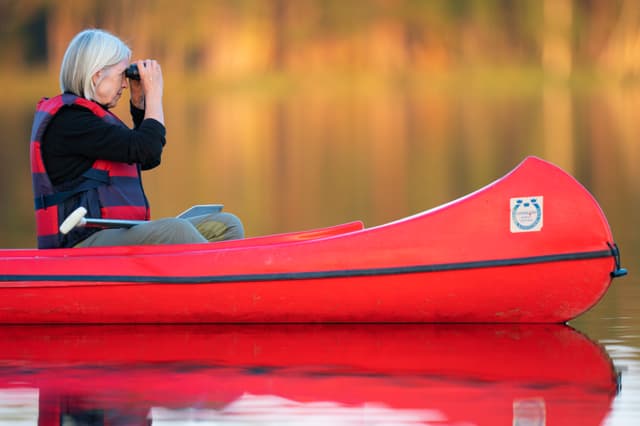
left=92, top=59, right=129, bottom=108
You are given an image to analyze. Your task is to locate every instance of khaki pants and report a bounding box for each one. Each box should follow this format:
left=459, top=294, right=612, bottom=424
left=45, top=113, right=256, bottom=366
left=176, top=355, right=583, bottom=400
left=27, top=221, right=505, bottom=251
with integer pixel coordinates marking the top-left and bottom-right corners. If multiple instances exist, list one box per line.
left=75, top=212, right=244, bottom=247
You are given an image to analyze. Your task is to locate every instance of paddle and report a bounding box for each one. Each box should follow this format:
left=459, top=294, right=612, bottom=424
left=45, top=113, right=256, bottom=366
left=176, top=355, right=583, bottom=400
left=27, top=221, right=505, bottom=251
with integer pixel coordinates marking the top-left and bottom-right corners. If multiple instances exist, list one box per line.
left=59, top=204, right=224, bottom=235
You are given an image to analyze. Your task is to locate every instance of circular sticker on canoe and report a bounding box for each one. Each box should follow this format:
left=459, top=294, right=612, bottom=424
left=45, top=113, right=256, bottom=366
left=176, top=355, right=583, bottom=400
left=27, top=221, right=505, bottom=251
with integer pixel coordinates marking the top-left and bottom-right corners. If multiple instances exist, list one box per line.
left=510, top=196, right=543, bottom=232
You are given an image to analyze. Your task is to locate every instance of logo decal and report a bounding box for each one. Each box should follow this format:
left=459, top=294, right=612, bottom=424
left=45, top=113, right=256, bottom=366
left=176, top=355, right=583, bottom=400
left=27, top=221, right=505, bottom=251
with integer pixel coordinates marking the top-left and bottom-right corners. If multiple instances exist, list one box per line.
left=510, top=196, right=543, bottom=232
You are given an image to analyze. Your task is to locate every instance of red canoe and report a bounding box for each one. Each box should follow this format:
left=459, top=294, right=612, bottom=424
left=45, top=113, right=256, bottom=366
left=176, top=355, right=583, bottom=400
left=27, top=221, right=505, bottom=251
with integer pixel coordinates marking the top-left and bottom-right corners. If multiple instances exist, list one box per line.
left=0, top=325, right=618, bottom=426
left=0, top=156, right=626, bottom=323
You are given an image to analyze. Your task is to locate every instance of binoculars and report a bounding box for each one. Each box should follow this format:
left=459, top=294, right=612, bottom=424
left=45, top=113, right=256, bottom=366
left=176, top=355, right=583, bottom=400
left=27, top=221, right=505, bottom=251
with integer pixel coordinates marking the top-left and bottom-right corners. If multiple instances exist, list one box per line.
left=124, top=64, right=140, bottom=80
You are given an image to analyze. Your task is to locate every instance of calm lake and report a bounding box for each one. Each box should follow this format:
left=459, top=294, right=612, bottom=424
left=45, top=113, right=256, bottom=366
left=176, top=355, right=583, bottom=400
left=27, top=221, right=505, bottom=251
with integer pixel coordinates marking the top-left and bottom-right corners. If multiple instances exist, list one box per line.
left=0, top=77, right=638, bottom=424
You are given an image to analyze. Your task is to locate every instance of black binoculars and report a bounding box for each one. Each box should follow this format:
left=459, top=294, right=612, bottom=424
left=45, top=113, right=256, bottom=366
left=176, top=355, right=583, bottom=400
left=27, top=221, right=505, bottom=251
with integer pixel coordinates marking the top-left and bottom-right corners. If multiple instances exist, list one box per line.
left=124, top=64, right=140, bottom=80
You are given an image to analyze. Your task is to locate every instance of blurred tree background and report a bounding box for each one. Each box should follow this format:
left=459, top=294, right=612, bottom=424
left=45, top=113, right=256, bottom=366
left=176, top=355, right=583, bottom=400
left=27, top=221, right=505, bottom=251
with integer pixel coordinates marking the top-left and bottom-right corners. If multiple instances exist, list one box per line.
left=0, top=0, right=639, bottom=251
left=3, top=0, right=640, bottom=83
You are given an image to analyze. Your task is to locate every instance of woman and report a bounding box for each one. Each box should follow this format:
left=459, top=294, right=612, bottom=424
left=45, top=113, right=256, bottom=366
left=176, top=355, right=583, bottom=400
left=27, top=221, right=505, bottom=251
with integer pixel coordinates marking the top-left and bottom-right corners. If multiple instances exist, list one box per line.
left=30, top=29, right=244, bottom=249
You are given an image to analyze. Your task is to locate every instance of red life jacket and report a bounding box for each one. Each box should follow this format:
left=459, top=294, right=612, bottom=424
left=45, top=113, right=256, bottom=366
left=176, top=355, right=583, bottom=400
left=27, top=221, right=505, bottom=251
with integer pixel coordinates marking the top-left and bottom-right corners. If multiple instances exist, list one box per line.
left=31, top=93, right=150, bottom=248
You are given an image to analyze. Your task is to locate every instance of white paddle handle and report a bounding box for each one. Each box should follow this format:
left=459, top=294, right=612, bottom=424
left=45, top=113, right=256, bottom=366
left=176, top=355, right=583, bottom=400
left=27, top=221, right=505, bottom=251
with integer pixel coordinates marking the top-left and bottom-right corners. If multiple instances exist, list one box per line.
left=59, top=204, right=225, bottom=235
left=59, top=207, right=88, bottom=235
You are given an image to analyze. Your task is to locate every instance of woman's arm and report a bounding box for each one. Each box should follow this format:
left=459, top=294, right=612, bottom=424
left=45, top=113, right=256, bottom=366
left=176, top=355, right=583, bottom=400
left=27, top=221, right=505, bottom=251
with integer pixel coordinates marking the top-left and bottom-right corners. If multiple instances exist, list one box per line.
left=42, top=105, right=165, bottom=184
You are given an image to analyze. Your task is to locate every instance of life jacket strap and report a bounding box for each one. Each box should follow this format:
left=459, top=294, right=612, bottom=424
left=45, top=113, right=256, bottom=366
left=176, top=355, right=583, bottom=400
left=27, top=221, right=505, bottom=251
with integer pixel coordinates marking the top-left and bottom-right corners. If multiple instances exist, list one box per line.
left=34, top=169, right=109, bottom=209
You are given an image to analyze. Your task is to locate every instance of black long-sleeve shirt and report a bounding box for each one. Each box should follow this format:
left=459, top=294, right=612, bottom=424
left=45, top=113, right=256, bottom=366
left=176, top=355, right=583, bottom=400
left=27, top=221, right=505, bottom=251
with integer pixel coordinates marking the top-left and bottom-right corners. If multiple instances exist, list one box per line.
left=41, top=101, right=166, bottom=186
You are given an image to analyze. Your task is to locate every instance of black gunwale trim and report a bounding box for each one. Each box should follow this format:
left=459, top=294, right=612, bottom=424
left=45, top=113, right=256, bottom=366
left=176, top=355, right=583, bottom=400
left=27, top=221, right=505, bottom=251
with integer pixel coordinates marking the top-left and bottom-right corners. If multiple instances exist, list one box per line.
left=0, top=249, right=613, bottom=285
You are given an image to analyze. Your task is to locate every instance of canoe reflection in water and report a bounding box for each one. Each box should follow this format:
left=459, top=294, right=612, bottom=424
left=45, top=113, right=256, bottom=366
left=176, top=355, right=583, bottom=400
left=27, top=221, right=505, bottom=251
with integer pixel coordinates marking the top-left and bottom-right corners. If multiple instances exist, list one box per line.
left=0, top=324, right=618, bottom=425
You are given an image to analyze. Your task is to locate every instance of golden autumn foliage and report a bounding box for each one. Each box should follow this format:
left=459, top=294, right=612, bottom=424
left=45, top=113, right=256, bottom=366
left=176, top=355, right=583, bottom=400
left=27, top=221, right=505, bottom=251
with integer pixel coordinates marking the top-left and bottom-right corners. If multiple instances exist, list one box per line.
left=2, top=0, right=640, bottom=80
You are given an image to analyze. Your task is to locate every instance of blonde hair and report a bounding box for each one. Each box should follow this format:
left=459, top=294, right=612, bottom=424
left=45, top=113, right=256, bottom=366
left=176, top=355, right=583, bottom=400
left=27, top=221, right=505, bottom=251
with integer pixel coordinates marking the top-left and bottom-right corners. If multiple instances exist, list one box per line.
left=59, top=29, right=131, bottom=100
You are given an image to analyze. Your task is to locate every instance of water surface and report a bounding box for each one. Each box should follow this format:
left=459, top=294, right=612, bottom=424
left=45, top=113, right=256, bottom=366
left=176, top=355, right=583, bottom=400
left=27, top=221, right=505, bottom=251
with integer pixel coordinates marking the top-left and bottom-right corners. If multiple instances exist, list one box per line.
left=0, top=324, right=622, bottom=425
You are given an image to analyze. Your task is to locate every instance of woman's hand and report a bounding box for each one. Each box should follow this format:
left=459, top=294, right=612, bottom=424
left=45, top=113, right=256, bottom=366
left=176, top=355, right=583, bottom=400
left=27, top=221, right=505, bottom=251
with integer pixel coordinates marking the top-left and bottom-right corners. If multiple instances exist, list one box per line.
left=129, top=77, right=144, bottom=110
left=136, top=59, right=163, bottom=98
left=134, top=59, right=165, bottom=125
